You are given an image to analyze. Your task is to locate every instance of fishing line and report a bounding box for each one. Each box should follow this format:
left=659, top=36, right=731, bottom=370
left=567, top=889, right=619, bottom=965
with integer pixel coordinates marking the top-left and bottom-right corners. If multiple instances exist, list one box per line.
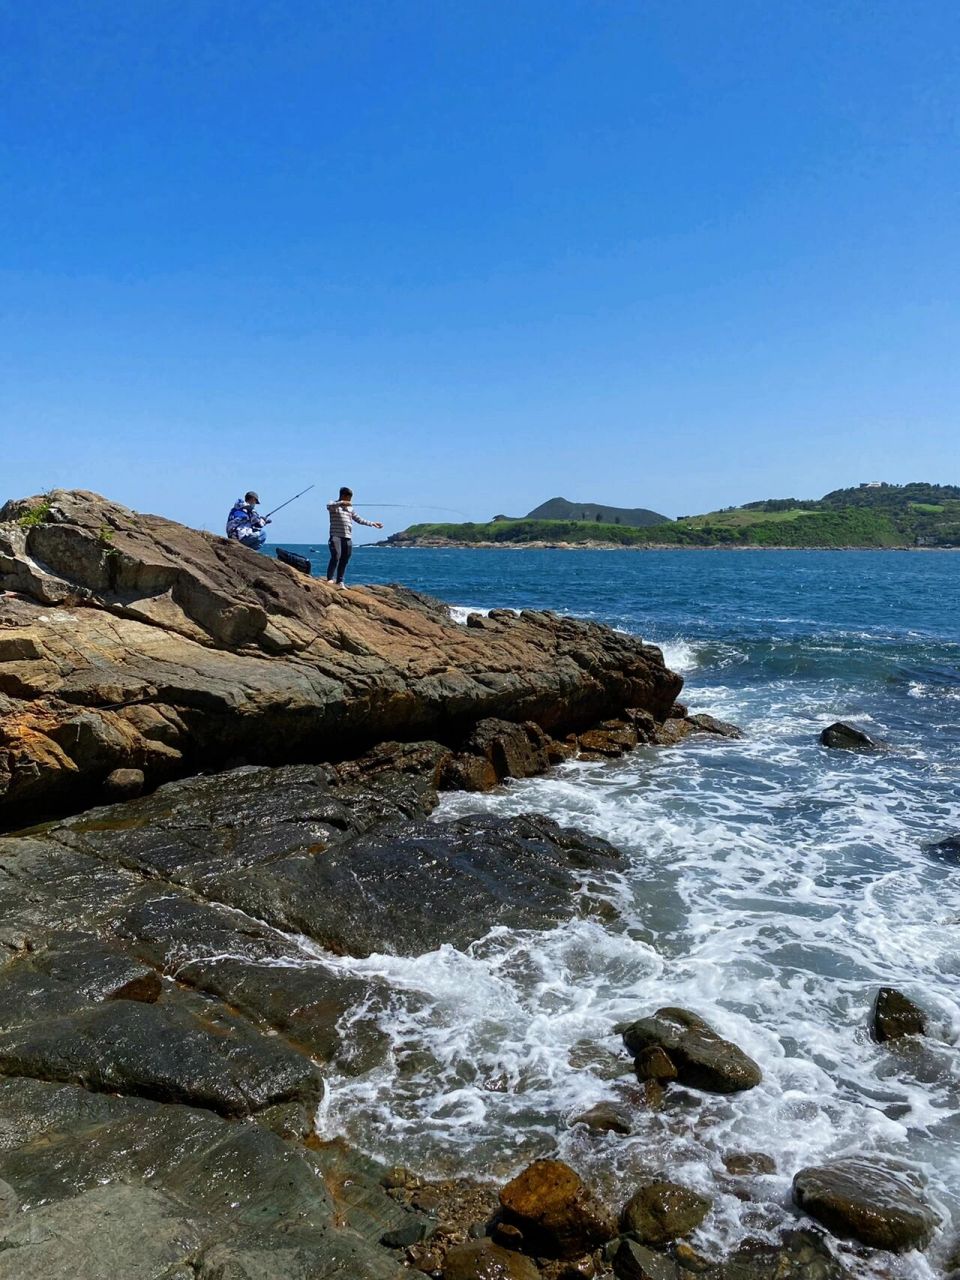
left=352, top=503, right=470, bottom=517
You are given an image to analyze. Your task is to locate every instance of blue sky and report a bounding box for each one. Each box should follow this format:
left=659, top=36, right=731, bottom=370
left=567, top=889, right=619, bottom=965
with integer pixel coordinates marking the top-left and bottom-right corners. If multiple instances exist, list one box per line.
left=2, top=1, right=958, bottom=540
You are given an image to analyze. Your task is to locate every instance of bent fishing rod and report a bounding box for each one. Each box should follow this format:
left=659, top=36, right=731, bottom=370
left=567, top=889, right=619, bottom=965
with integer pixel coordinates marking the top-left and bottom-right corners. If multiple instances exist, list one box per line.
left=263, top=485, right=315, bottom=519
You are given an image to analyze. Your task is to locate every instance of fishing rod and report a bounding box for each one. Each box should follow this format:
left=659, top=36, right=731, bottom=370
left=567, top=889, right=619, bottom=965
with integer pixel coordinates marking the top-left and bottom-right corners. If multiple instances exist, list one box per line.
left=263, top=485, right=315, bottom=519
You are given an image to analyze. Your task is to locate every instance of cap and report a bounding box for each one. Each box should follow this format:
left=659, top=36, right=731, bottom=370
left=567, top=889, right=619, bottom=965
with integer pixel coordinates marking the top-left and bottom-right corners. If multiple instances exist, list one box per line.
left=245, top=491, right=260, bottom=503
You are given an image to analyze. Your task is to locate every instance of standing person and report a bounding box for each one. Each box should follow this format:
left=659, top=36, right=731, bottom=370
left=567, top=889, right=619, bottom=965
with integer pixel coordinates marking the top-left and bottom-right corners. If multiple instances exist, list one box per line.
left=326, top=487, right=382, bottom=587
left=226, top=491, right=271, bottom=549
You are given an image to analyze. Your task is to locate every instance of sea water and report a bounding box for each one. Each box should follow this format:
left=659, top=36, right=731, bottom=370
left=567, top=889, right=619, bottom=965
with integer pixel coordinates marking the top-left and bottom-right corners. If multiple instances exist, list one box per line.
left=281, top=547, right=960, bottom=1275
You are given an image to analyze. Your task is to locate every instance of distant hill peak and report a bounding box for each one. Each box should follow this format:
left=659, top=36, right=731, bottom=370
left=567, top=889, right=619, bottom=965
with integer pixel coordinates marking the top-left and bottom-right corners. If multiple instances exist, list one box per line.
left=524, top=497, right=672, bottom=527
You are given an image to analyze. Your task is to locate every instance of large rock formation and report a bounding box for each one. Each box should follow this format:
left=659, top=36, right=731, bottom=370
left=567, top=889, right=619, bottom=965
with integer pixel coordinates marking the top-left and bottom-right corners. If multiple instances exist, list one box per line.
left=0, top=761, right=626, bottom=1276
left=0, top=490, right=684, bottom=826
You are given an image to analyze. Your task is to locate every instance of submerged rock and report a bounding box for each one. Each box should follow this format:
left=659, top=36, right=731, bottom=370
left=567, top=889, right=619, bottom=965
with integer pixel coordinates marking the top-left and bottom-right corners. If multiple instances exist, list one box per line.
left=498, top=1159, right=616, bottom=1258
left=620, top=1008, right=762, bottom=1094
left=923, top=832, right=960, bottom=865
left=872, top=987, right=927, bottom=1043
left=792, top=1157, right=938, bottom=1252
left=570, top=1102, right=634, bottom=1135
left=819, top=722, right=883, bottom=752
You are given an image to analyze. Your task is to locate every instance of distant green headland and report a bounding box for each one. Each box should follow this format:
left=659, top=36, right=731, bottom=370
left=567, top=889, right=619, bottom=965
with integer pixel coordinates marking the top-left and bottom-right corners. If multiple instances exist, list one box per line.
left=385, top=483, right=960, bottom=549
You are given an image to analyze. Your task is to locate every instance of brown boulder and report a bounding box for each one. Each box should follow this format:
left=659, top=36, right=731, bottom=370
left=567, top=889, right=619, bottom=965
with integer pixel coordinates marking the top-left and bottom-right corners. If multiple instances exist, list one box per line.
left=792, top=1158, right=938, bottom=1252
left=570, top=1102, right=633, bottom=1135
left=621, top=1008, right=762, bottom=1094
left=443, top=1239, right=539, bottom=1279
left=872, top=987, right=926, bottom=1042
left=620, top=1180, right=711, bottom=1247
left=498, top=1159, right=616, bottom=1258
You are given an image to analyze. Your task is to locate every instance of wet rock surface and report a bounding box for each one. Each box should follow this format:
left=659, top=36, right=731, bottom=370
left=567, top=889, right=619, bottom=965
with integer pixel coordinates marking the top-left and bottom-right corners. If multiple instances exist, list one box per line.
left=498, top=1159, right=617, bottom=1259
left=0, top=1078, right=410, bottom=1278
left=0, top=489, right=685, bottom=826
left=872, top=987, right=927, bottom=1042
left=0, top=760, right=635, bottom=1278
left=792, top=1157, right=938, bottom=1252
left=619, top=1180, right=712, bottom=1247
left=819, top=722, right=884, bottom=752
left=620, top=1008, right=762, bottom=1094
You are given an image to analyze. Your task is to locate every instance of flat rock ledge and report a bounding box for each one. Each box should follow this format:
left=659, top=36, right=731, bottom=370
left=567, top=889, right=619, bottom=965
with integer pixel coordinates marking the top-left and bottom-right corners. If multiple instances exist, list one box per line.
left=0, top=762, right=626, bottom=1278
left=0, top=489, right=692, bottom=827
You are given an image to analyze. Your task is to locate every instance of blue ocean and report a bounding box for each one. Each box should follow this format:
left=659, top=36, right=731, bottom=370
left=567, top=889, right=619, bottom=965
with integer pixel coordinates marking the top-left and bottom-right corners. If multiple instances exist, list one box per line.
left=280, top=546, right=960, bottom=1276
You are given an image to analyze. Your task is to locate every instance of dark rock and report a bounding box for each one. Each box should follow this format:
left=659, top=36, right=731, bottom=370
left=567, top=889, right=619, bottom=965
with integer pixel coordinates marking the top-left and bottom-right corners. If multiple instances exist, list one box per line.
left=621, top=1008, right=762, bottom=1093
left=0, top=1177, right=18, bottom=1218
left=654, top=718, right=696, bottom=747
left=612, top=1238, right=680, bottom=1280
left=336, top=740, right=453, bottom=788
left=671, top=1241, right=714, bottom=1273
left=464, top=718, right=552, bottom=782
left=440, top=753, right=501, bottom=792
left=578, top=721, right=639, bottom=757
left=819, top=722, right=883, bottom=752
left=0, top=998, right=322, bottom=1117
left=103, top=766, right=145, bottom=799
left=382, top=1166, right=423, bottom=1192
left=491, top=1221, right=526, bottom=1249
left=923, top=833, right=960, bottom=865
left=571, top=1102, right=633, bottom=1135
left=710, top=1229, right=851, bottom=1279
left=872, top=987, right=927, bottom=1042
left=634, top=1045, right=678, bottom=1082
left=199, top=811, right=622, bottom=959
left=684, top=714, right=742, bottom=740
left=381, top=1217, right=431, bottom=1248
left=0, top=1077, right=407, bottom=1278
left=792, top=1157, right=938, bottom=1252
left=118, top=893, right=380, bottom=1065
left=626, top=708, right=658, bottom=743
left=721, top=1152, right=776, bottom=1176
left=620, top=1180, right=711, bottom=1246
left=498, top=1159, right=616, bottom=1258
left=443, top=1239, right=540, bottom=1279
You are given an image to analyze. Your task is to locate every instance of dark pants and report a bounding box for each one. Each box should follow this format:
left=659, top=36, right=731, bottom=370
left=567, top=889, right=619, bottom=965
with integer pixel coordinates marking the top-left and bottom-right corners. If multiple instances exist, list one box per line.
left=327, top=536, right=352, bottom=582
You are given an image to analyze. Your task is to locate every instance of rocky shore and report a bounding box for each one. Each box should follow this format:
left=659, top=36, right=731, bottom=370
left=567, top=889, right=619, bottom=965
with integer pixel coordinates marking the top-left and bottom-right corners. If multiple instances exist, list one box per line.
left=0, top=492, right=949, bottom=1278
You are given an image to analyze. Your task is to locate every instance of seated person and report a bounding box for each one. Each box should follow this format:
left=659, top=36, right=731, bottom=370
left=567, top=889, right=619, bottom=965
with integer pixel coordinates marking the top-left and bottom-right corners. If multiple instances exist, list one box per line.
left=226, top=491, right=270, bottom=549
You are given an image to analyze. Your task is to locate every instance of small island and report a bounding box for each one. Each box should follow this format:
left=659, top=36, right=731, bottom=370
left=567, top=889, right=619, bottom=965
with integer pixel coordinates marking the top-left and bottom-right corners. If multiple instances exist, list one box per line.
left=382, top=483, right=960, bottom=549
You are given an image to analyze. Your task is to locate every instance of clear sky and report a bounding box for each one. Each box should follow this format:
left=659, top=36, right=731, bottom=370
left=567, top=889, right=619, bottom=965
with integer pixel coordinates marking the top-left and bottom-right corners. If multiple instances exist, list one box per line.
left=2, top=1, right=958, bottom=540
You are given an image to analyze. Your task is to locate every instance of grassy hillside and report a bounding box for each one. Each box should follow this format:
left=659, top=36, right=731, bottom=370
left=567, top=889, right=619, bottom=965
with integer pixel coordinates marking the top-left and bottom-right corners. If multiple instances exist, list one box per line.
left=391, top=508, right=907, bottom=548
left=524, top=496, right=671, bottom=526
left=388, top=483, right=960, bottom=548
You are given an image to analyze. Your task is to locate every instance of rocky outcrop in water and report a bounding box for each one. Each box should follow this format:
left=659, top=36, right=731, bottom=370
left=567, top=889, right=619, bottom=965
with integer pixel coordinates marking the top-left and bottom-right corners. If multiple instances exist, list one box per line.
left=619, top=1180, right=712, bottom=1248
left=620, top=1008, right=763, bottom=1094
left=819, top=722, right=883, bottom=752
left=792, top=1157, right=938, bottom=1252
left=0, top=490, right=686, bottom=827
left=872, top=987, right=927, bottom=1043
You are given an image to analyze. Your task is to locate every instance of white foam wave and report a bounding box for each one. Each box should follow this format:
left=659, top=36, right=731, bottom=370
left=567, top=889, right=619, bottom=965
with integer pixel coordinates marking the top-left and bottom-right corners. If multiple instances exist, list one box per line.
left=311, top=701, right=960, bottom=1276
left=448, top=605, right=491, bottom=624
